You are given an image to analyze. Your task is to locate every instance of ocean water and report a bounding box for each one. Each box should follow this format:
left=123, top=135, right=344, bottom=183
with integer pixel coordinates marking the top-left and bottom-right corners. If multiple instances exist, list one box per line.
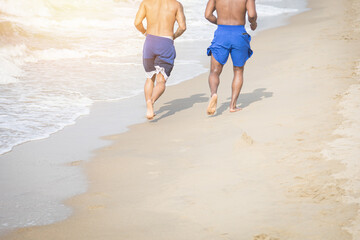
left=0, top=0, right=307, bottom=156
left=0, top=0, right=307, bottom=235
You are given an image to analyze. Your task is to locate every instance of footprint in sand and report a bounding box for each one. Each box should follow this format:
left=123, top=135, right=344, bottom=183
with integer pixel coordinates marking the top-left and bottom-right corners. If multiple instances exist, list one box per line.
left=235, top=132, right=254, bottom=148
left=88, top=205, right=105, bottom=210
left=68, top=160, right=83, bottom=166
left=242, top=132, right=254, bottom=145
left=253, top=233, right=279, bottom=240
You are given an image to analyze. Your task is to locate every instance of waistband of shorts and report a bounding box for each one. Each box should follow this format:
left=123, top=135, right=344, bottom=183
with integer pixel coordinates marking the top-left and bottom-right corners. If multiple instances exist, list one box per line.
left=217, top=24, right=246, bottom=31
left=146, top=34, right=174, bottom=42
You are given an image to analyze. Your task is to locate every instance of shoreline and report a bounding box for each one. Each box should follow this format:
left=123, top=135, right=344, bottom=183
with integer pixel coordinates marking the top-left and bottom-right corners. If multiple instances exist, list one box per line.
left=3, top=0, right=360, bottom=238
left=0, top=0, right=308, bottom=157
left=0, top=39, right=210, bottom=236
left=0, top=5, right=306, bottom=235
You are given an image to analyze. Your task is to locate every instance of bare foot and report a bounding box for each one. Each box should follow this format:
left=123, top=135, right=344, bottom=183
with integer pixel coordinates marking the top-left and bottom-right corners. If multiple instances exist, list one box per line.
left=230, top=106, right=242, bottom=113
left=146, top=100, right=154, bottom=120
left=207, top=94, right=218, bottom=115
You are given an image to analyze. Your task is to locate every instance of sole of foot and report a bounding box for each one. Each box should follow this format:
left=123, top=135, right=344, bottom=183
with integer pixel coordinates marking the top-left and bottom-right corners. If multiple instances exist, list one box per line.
left=146, top=100, right=154, bottom=120
left=207, top=94, right=218, bottom=115
left=230, top=107, right=242, bottom=113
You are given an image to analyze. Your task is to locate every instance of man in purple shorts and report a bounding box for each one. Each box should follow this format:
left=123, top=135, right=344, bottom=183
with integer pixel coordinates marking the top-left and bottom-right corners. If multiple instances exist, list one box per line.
left=205, top=0, right=257, bottom=115
left=134, top=0, right=186, bottom=120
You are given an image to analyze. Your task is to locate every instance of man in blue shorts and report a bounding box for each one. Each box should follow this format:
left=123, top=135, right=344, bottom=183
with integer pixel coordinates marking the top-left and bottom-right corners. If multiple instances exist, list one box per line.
left=205, top=0, right=257, bottom=115
left=134, top=0, right=186, bottom=120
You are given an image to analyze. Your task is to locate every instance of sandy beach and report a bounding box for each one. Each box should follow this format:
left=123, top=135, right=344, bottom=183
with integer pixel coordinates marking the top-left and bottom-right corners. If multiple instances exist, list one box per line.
left=3, top=0, right=360, bottom=239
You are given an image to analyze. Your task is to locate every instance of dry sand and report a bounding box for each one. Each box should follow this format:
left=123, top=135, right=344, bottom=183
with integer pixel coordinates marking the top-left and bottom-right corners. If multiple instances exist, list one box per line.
left=4, top=0, right=360, bottom=239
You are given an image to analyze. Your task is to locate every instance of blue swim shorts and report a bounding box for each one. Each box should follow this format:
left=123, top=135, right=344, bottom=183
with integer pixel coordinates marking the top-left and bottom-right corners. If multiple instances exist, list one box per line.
left=207, top=25, right=253, bottom=67
left=143, top=34, right=176, bottom=80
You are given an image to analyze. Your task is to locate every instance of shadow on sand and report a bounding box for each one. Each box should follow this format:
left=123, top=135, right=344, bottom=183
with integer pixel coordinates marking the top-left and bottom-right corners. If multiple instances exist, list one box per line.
left=214, top=88, right=273, bottom=116
left=151, top=88, right=272, bottom=121
left=151, top=93, right=208, bottom=122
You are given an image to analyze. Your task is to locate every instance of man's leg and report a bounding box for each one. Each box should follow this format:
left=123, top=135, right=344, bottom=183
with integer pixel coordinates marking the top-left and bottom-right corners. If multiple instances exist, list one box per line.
left=143, top=73, right=166, bottom=120
left=151, top=73, right=166, bottom=103
left=207, top=55, right=223, bottom=115
left=230, top=66, right=244, bottom=112
left=144, top=75, right=156, bottom=119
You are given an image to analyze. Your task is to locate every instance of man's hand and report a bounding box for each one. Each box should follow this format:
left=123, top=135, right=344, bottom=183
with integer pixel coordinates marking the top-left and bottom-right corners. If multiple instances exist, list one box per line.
left=250, top=22, right=257, bottom=31
left=173, top=2, right=186, bottom=40
left=134, top=2, right=147, bottom=35
left=247, top=0, right=257, bottom=31
left=205, top=0, right=217, bottom=25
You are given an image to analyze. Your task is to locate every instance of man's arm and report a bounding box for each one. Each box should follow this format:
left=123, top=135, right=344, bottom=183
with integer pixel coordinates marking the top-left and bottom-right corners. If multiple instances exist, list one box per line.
left=134, top=2, right=147, bottom=35
left=246, top=0, right=257, bottom=31
left=173, top=2, right=186, bottom=40
left=204, top=0, right=217, bottom=25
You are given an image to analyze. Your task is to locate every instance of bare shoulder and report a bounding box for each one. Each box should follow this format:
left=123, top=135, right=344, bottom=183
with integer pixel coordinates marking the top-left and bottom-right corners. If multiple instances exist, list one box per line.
left=141, top=0, right=153, bottom=7
left=174, top=0, right=184, bottom=9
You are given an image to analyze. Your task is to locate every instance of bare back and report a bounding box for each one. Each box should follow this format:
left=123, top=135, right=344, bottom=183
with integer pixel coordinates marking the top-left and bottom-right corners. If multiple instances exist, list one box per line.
left=215, top=0, right=247, bottom=25
left=144, top=0, right=178, bottom=36
left=205, top=0, right=257, bottom=28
